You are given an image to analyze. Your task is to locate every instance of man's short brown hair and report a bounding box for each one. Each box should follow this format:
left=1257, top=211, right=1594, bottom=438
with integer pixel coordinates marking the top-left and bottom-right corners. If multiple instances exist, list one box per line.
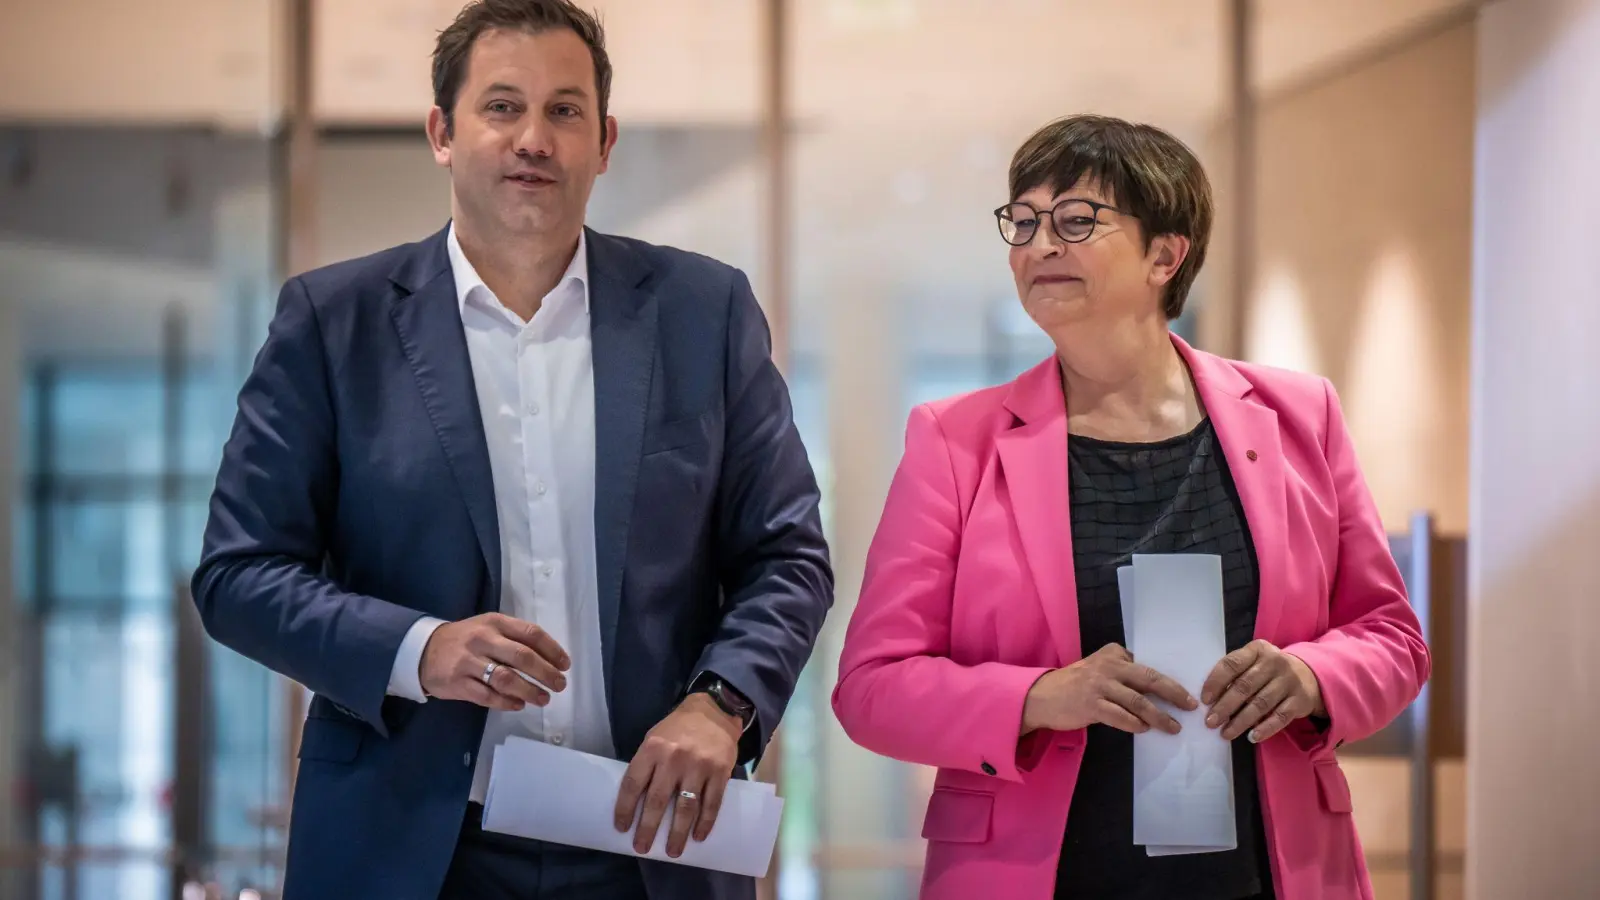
left=1008, top=115, right=1213, bottom=320
left=432, top=0, right=612, bottom=145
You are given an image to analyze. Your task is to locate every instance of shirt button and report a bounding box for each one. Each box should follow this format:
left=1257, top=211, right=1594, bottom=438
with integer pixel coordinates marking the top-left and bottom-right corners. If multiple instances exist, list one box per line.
left=463, top=752, right=473, bottom=767
left=535, top=481, right=547, bottom=496
left=542, top=565, right=553, bottom=577
left=980, top=761, right=997, bottom=776
left=552, top=734, right=565, bottom=746
left=529, top=402, right=540, bottom=415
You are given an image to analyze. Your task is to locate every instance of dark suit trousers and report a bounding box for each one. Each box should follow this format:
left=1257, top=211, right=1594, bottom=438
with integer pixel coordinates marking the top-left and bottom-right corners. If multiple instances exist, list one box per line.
left=440, top=803, right=649, bottom=900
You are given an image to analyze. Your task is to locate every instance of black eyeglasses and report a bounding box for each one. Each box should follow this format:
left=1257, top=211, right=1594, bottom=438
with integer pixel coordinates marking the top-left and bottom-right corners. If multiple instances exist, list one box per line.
left=993, top=198, right=1131, bottom=246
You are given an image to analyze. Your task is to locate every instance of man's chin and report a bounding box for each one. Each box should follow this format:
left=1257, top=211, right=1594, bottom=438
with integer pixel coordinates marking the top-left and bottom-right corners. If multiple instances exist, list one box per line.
left=499, top=208, right=576, bottom=239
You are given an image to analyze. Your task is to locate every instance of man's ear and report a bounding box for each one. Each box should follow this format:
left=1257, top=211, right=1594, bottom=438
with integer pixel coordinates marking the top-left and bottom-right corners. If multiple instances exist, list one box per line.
left=427, top=106, right=453, bottom=168
left=598, top=115, right=619, bottom=174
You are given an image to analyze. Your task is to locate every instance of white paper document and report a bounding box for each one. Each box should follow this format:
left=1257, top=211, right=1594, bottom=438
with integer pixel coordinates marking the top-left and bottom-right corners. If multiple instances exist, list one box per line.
left=480, top=736, right=784, bottom=878
left=1121, top=554, right=1237, bottom=856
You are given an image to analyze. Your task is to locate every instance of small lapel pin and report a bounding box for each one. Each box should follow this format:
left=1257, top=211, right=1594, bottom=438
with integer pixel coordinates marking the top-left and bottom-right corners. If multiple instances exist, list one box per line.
left=1246, top=449, right=1258, bottom=461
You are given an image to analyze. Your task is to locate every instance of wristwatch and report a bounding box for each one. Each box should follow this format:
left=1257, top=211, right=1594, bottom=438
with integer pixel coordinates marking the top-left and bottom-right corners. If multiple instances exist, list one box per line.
left=693, top=675, right=756, bottom=733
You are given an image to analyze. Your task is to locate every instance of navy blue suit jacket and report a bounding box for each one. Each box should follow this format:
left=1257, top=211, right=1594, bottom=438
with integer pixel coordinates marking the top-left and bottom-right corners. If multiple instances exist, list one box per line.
left=192, top=226, right=833, bottom=900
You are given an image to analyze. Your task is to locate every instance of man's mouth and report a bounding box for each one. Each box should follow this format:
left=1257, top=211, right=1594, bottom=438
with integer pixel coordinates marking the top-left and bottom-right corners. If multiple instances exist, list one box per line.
left=507, top=173, right=555, bottom=186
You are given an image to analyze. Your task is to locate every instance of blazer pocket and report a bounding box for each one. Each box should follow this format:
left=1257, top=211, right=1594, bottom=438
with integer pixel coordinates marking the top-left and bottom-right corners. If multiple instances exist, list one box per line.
left=920, top=787, right=995, bottom=844
left=1314, top=760, right=1353, bottom=814
left=643, top=412, right=710, bottom=456
left=297, top=716, right=365, bottom=764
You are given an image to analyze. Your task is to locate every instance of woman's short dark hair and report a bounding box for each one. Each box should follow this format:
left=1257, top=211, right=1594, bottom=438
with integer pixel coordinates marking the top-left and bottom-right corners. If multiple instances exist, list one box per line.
left=432, top=0, right=612, bottom=145
left=1009, top=115, right=1213, bottom=320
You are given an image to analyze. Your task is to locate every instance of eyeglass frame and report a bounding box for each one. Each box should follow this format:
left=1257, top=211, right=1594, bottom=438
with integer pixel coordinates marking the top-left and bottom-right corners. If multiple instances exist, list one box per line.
left=992, top=197, right=1134, bottom=247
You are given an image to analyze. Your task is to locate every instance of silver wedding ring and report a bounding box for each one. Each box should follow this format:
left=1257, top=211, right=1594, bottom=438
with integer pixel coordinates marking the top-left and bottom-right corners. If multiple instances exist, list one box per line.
left=678, top=790, right=699, bottom=802
left=481, top=661, right=499, bottom=685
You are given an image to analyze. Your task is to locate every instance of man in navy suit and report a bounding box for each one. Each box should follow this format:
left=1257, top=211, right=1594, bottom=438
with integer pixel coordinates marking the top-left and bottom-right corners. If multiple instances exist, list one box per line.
left=191, top=1, right=832, bottom=897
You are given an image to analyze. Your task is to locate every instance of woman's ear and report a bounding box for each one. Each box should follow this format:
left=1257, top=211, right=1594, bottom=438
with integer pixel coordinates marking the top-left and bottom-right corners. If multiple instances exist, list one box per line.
left=1147, top=234, right=1191, bottom=288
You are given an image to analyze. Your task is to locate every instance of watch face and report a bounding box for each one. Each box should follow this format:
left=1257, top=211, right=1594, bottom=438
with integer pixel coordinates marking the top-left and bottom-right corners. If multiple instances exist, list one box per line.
left=714, top=681, right=753, bottom=717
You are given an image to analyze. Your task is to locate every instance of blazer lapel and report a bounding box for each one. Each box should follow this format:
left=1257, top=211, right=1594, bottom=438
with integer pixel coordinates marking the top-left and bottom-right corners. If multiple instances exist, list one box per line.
left=995, top=359, right=1081, bottom=666
left=586, top=229, right=658, bottom=693
left=1174, top=336, right=1290, bottom=642
left=387, top=227, right=503, bottom=609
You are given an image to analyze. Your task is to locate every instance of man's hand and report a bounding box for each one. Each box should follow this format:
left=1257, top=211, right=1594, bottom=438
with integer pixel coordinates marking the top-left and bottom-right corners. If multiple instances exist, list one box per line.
left=418, top=613, right=570, bottom=711
left=1201, top=639, right=1326, bottom=743
left=613, top=693, right=742, bottom=858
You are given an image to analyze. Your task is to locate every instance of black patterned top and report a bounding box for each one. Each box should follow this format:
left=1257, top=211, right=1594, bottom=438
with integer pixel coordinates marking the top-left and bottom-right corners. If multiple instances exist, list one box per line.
left=1053, top=418, right=1276, bottom=900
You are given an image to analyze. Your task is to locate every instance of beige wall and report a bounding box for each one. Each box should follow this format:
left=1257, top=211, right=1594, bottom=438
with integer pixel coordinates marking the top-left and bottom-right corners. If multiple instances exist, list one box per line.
left=1243, top=20, right=1475, bottom=536
left=1229, top=20, right=1478, bottom=900
left=1469, top=0, right=1600, bottom=896
left=0, top=0, right=282, bottom=129
left=316, top=0, right=761, bottom=124
left=3, top=1, right=1479, bottom=130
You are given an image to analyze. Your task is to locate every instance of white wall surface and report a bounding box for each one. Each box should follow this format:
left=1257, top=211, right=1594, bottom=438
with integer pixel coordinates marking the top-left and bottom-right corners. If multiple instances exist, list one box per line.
left=1469, top=0, right=1600, bottom=895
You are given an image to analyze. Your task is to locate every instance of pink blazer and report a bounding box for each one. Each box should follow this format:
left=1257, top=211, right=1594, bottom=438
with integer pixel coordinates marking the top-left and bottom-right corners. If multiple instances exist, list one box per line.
left=831, top=335, right=1431, bottom=900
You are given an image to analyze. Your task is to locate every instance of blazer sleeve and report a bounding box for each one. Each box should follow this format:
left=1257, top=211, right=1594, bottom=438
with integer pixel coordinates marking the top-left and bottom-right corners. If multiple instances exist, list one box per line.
left=831, top=405, right=1054, bottom=783
left=1282, top=378, right=1432, bottom=752
left=190, top=276, right=424, bottom=737
left=691, top=270, right=834, bottom=768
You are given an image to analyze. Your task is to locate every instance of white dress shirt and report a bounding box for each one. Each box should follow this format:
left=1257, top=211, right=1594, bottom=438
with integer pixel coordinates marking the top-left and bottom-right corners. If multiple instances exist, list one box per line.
left=386, top=224, right=616, bottom=803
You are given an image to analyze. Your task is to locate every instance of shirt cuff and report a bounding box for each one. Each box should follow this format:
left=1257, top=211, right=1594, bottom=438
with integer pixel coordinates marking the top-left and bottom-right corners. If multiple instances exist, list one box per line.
left=387, top=616, right=446, bottom=703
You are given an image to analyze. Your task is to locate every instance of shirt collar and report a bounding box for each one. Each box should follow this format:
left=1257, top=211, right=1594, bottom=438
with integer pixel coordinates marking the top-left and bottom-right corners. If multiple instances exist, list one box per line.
left=446, top=222, right=589, bottom=315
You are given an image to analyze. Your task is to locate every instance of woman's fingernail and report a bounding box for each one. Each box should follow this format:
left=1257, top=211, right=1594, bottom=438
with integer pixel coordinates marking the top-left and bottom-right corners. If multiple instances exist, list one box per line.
left=1201, top=692, right=1213, bottom=705
left=1249, top=730, right=1261, bottom=743
left=1206, top=713, right=1220, bottom=728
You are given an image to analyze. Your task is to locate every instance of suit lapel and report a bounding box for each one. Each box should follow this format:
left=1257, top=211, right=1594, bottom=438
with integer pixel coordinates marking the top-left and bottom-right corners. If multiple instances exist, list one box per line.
left=996, top=359, right=1081, bottom=666
left=586, top=229, right=657, bottom=694
left=387, top=227, right=503, bottom=609
left=1175, top=337, right=1290, bottom=642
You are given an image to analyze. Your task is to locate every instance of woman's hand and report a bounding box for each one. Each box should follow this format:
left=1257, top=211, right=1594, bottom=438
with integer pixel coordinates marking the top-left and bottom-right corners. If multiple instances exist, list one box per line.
left=1201, top=639, right=1325, bottom=743
left=1022, top=644, right=1197, bottom=735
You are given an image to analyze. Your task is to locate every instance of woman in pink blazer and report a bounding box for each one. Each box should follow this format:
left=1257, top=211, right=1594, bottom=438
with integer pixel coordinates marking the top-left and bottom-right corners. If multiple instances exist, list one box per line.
left=831, top=115, right=1430, bottom=900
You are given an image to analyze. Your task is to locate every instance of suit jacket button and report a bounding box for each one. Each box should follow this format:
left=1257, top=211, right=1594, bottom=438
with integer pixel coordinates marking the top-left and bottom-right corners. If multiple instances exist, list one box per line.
left=463, top=752, right=473, bottom=767
left=981, top=762, right=997, bottom=776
